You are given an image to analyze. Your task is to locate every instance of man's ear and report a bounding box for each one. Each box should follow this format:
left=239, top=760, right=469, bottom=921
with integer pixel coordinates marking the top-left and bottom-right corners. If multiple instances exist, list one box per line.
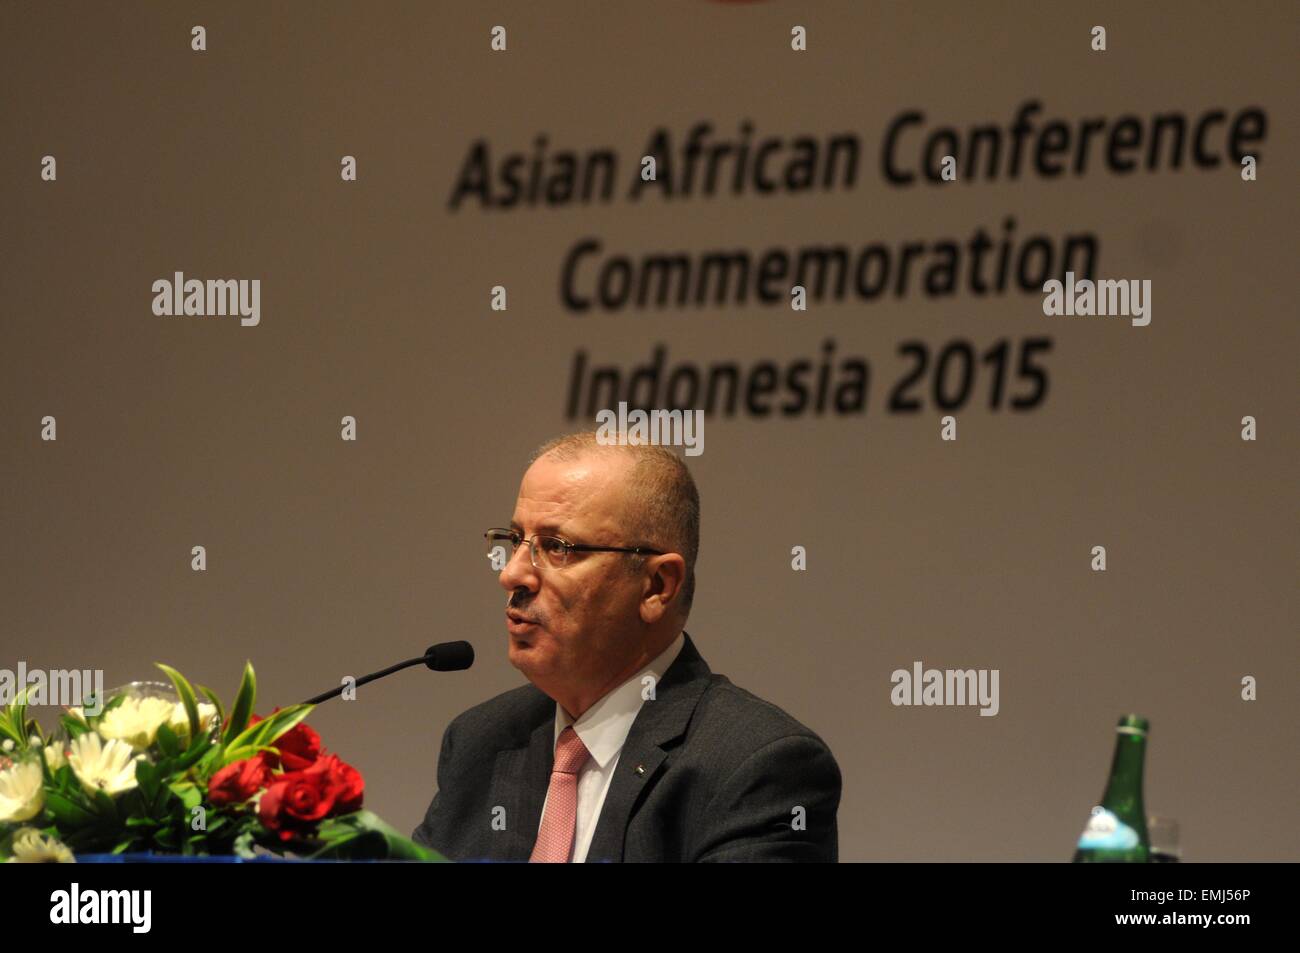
left=640, top=553, right=686, bottom=624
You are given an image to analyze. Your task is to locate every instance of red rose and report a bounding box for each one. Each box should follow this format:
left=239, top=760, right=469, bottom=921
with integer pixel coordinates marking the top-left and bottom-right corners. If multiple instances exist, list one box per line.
left=258, top=771, right=333, bottom=841
left=328, top=756, right=365, bottom=813
left=249, top=712, right=322, bottom=771
left=208, top=757, right=272, bottom=805
left=266, top=722, right=322, bottom=771
left=258, top=755, right=364, bottom=841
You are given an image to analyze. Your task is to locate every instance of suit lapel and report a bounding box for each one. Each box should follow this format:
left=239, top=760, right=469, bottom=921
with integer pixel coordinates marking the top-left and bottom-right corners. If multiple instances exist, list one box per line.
left=512, top=720, right=554, bottom=859
left=484, top=706, right=554, bottom=861
left=585, top=631, right=712, bottom=863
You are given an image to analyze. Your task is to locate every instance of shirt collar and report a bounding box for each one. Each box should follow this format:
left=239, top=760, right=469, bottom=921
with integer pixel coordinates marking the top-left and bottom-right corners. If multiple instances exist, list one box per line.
left=553, top=631, right=686, bottom=769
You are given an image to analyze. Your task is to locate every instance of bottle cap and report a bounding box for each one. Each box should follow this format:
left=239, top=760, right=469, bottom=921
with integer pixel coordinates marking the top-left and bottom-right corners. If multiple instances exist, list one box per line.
left=1116, top=714, right=1149, bottom=734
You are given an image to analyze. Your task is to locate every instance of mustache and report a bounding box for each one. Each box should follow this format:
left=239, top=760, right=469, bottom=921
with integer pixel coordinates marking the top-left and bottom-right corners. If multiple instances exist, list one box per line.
left=506, top=595, right=543, bottom=623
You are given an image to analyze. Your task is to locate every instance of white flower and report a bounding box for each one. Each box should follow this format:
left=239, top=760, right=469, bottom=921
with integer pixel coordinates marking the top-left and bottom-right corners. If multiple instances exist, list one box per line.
left=65, top=706, right=87, bottom=724
left=0, top=761, right=45, bottom=822
left=97, top=697, right=175, bottom=749
left=67, top=733, right=141, bottom=796
left=168, top=701, right=219, bottom=740
left=43, top=745, right=67, bottom=772
left=1, top=740, right=13, bottom=752
left=8, top=828, right=75, bottom=863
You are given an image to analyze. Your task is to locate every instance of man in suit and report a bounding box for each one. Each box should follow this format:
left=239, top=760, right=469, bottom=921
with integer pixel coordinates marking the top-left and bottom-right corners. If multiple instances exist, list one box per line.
left=412, top=432, right=841, bottom=861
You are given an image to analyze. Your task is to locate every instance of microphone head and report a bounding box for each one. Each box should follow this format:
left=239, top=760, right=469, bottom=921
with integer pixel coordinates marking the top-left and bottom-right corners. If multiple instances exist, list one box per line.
left=425, top=641, right=475, bottom=672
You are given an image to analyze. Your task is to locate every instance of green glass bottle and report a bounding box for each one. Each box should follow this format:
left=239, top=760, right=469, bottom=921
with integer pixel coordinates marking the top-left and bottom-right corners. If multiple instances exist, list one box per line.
left=1072, top=714, right=1150, bottom=862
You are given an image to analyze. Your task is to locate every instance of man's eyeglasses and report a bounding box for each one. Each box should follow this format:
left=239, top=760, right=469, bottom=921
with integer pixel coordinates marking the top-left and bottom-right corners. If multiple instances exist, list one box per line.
left=484, top=528, right=664, bottom=571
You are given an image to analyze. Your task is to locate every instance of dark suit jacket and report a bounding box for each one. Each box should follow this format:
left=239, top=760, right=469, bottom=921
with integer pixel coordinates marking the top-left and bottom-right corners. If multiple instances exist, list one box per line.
left=412, top=631, right=841, bottom=861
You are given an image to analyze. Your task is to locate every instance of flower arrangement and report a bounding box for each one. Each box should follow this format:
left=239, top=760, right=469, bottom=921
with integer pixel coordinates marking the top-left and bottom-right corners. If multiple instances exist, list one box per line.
left=0, top=662, right=443, bottom=862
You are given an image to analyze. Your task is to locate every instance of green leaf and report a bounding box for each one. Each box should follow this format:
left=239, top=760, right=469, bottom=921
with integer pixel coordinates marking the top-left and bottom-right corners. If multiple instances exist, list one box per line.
left=230, top=830, right=253, bottom=858
left=191, top=745, right=223, bottom=778
left=95, top=693, right=129, bottom=719
left=156, top=662, right=201, bottom=738
left=311, top=811, right=448, bottom=862
left=135, top=759, right=161, bottom=804
left=222, top=704, right=313, bottom=762
left=196, top=684, right=226, bottom=729
left=0, top=717, right=24, bottom=746
left=155, top=722, right=181, bottom=758
left=45, top=790, right=97, bottom=827
left=92, top=789, right=120, bottom=824
left=221, top=744, right=275, bottom=764
left=8, top=689, right=30, bottom=747
left=61, top=716, right=90, bottom=739
left=168, top=782, right=202, bottom=811
left=224, top=662, right=257, bottom=745
left=0, top=690, right=33, bottom=749
left=49, top=764, right=79, bottom=796
left=174, top=734, right=215, bottom=772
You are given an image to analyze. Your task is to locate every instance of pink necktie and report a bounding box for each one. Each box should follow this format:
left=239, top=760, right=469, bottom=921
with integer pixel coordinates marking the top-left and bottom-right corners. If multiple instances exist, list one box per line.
left=529, top=726, right=591, bottom=863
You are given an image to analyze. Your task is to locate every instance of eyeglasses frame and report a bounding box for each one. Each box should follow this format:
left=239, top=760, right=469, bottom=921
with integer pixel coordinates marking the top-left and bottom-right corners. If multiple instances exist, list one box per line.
left=485, top=527, right=665, bottom=570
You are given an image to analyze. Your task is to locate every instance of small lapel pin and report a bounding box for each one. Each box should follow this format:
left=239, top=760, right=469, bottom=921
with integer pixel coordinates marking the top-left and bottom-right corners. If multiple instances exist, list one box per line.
left=634, top=764, right=646, bottom=775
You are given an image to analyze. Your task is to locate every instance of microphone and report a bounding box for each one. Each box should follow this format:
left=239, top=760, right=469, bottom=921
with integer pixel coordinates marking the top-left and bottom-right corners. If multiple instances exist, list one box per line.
left=300, top=641, right=474, bottom=706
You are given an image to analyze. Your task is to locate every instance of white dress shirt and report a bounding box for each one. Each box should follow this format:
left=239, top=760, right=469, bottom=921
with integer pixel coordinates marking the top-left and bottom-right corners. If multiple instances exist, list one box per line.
left=536, top=631, right=685, bottom=862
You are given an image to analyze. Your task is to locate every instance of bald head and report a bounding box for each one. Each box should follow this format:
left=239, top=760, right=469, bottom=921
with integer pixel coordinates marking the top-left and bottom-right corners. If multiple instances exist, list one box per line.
left=528, top=432, right=700, bottom=619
